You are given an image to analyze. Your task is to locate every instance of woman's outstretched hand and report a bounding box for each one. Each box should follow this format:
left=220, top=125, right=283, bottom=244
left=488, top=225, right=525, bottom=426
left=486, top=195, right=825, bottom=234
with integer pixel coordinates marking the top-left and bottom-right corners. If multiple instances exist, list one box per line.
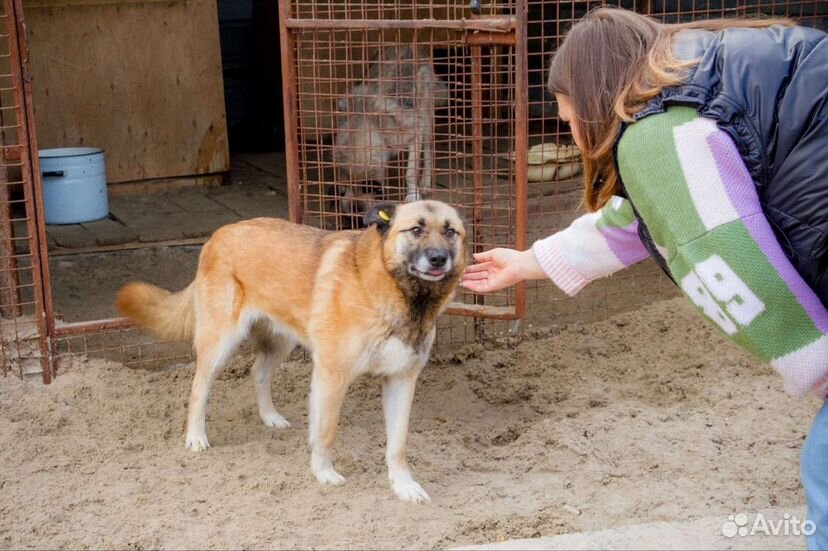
left=460, top=248, right=547, bottom=294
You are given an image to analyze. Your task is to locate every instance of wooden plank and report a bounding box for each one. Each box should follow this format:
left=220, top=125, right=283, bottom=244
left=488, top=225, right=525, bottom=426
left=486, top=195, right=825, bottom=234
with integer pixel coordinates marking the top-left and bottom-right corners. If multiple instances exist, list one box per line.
left=25, top=0, right=182, bottom=7
left=107, top=174, right=223, bottom=197
left=23, top=0, right=229, bottom=184
left=48, top=235, right=208, bottom=257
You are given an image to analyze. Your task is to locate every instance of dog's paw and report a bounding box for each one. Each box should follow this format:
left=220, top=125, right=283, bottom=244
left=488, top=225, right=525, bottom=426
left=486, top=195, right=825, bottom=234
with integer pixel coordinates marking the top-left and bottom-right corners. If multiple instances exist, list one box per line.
left=260, top=411, right=291, bottom=429
left=391, top=478, right=431, bottom=504
left=314, top=467, right=346, bottom=486
left=185, top=433, right=210, bottom=452
left=404, top=191, right=421, bottom=203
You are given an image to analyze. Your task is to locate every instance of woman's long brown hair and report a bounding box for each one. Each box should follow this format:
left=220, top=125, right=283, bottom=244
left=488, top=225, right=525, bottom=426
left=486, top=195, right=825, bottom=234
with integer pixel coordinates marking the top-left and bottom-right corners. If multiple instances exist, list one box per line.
left=548, top=8, right=793, bottom=211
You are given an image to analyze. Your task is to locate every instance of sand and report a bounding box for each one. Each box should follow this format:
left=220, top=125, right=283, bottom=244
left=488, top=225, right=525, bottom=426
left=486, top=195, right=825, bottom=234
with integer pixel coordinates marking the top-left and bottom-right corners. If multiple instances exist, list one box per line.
left=0, top=297, right=820, bottom=549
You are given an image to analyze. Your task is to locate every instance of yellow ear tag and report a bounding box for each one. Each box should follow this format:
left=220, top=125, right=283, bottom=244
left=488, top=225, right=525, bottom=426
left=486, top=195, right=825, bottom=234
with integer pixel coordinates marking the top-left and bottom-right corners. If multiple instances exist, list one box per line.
left=378, top=210, right=390, bottom=222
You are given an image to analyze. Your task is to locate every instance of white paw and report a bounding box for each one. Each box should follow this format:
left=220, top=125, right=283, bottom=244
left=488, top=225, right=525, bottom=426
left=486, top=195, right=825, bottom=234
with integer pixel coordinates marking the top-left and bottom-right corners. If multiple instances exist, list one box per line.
left=391, top=477, right=431, bottom=504
left=404, top=191, right=421, bottom=203
left=260, top=411, right=291, bottom=429
left=185, top=433, right=210, bottom=452
left=314, top=467, right=346, bottom=486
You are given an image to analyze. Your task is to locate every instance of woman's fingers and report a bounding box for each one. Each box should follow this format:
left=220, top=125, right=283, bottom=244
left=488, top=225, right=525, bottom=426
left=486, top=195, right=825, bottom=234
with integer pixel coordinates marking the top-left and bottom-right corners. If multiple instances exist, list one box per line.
left=460, top=278, right=490, bottom=293
left=462, top=261, right=491, bottom=274
left=472, top=250, right=494, bottom=263
left=461, top=270, right=489, bottom=281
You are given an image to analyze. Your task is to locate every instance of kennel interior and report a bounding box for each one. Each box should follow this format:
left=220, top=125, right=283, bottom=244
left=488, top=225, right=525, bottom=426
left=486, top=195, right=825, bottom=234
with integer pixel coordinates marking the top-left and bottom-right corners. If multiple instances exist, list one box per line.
left=1, top=0, right=826, bottom=380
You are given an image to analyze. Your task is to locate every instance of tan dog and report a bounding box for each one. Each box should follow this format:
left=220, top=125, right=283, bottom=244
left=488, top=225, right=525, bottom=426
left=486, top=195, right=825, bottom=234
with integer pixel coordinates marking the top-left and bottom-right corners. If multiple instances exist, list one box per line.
left=116, top=200, right=466, bottom=503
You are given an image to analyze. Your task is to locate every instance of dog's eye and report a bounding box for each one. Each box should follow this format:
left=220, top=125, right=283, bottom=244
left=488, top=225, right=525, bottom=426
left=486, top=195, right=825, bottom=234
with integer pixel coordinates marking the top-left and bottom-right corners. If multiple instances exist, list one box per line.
left=445, top=228, right=456, bottom=238
left=411, top=226, right=423, bottom=236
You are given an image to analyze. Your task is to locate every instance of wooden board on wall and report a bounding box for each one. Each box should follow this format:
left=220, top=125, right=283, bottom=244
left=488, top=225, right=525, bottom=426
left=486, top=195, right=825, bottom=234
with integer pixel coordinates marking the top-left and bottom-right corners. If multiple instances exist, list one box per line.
left=23, top=0, right=230, bottom=184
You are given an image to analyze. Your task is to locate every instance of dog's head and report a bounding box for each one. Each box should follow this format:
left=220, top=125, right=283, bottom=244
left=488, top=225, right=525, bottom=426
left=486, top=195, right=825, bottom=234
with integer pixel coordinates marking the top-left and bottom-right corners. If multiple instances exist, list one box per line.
left=364, top=200, right=467, bottom=285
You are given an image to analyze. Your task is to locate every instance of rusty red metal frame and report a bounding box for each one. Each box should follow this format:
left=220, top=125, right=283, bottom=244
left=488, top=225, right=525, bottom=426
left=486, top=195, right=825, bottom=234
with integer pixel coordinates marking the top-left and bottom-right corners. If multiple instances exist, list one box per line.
left=513, top=0, right=528, bottom=320
left=0, top=0, right=53, bottom=382
left=286, top=16, right=516, bottom=32
left=279, top=0, right=302, bottom=225
left=14, top=0, right=54, bottom=382
left=54, top=317, right=132, bottom=336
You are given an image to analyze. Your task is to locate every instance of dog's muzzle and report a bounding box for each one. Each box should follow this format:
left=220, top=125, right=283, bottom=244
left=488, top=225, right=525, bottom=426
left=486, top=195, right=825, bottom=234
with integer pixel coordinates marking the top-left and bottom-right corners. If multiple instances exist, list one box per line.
left=408, top=247, right=453, bottom=282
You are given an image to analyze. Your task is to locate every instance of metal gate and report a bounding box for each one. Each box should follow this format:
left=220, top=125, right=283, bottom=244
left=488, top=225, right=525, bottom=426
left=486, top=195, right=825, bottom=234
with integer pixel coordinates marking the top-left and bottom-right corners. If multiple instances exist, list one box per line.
left=0, top=0, right=53, bottom=383
left=278, top=0, right=530, bottom=321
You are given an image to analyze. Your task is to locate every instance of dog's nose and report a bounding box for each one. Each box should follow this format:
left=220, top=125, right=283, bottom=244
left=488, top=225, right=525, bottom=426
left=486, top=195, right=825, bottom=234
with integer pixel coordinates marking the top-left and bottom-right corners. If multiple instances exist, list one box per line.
left=426, top=248, right=448, bottom=268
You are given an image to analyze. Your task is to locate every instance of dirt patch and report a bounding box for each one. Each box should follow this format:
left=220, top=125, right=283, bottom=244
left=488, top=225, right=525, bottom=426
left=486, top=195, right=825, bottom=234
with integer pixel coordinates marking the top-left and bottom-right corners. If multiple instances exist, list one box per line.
left=0, top=298, right=819, bottom=549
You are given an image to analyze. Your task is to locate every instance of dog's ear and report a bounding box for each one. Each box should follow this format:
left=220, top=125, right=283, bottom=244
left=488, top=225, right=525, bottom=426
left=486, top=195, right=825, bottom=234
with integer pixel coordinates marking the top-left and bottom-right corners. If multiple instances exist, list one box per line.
left=364, top=203, right=397, bottom=234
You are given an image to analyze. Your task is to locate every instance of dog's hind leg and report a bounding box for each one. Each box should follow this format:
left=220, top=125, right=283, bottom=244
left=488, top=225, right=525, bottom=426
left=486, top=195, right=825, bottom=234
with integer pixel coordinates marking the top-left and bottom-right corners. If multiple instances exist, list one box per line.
left=185, top=309, right=247, bottom=452
left=308, top=354, right=351, bottom=486
left=383, top=370, right=430, bottom=503
left=251, top=332, right=295, bottom=429
left=186, top=338, right=233, bottom=451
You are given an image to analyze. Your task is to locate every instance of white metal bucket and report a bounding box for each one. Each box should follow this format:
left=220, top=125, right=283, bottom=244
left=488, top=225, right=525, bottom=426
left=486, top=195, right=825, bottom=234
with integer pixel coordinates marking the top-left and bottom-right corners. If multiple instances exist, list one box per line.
left=39, top=147, right=109, bottom=225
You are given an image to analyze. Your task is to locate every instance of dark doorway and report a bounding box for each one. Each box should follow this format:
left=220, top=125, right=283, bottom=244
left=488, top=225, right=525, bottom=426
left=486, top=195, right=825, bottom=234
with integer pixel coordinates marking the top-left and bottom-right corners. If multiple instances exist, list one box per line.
left=217, top=0, right=285, bottom=153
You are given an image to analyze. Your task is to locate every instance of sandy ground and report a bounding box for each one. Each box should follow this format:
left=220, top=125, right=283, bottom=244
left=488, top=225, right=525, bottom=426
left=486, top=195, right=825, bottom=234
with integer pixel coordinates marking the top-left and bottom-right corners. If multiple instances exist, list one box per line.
left=453, top=507, right=807, bottom=550
left=0, top=297, right=821, bottom=549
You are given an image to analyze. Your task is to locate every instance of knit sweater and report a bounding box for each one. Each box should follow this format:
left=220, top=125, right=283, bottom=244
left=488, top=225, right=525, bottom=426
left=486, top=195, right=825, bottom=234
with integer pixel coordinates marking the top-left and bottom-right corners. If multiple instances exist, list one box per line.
left=532, top=106, right=828, bottom=399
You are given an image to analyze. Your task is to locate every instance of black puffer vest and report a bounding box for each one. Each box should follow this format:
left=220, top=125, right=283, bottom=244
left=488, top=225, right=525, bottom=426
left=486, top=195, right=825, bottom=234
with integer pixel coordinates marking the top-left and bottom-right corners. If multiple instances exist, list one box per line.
left=614, top=25, right=828, bottom=307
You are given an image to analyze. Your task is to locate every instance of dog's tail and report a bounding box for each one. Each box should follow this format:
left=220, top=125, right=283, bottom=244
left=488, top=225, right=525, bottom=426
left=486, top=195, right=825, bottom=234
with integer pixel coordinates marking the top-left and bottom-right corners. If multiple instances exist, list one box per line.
left=116, top=281, right=196, bottom=341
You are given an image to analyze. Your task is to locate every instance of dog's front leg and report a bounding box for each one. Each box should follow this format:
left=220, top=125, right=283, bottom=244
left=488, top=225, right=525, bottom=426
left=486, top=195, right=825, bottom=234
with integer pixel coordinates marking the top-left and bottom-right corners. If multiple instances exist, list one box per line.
left=404, top=136, right=423, bottom=203
left=382, top=370, right=430, bottom=503
left=419, top=113, right=434, bottom=194
left=308, top=360, right=349, bottom=486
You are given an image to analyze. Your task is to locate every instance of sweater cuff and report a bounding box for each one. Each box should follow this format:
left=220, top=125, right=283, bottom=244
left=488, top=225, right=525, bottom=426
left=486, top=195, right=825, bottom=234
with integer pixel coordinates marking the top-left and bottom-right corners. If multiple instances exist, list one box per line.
left=532, top=236, right=590, bottom=297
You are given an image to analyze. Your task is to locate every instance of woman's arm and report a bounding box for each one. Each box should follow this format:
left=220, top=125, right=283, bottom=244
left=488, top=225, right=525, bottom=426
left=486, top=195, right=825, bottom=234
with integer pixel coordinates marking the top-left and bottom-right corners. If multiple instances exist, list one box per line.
left=531, top=196, right=650, bottom=296
left=461, top=197, right=650, bottom=295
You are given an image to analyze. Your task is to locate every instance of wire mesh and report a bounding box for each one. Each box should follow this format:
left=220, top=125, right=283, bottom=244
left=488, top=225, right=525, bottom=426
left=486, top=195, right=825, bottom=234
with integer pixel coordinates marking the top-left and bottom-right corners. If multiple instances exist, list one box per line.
left=282, top=5, right=526, bottom=322
left=53, top=322, right=194, bottom=373
left=0, top=0, right=53, bottom=382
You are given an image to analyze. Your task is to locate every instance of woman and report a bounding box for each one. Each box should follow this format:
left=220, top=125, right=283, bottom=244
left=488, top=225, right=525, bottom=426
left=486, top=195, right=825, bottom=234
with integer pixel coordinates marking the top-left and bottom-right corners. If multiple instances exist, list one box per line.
left=461, top=8, right=828, bottom=548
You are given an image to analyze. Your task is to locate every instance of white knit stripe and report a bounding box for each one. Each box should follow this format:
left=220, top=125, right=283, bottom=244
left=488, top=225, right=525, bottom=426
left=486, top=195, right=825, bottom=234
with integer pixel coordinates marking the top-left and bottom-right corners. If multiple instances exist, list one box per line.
left=673, top=118, right=741, bottom=230
left=771, top=334, right=828, bottom=398
left=558, top=212, right=627, bottom=279
left=531, top=237, right=589, bottom=297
